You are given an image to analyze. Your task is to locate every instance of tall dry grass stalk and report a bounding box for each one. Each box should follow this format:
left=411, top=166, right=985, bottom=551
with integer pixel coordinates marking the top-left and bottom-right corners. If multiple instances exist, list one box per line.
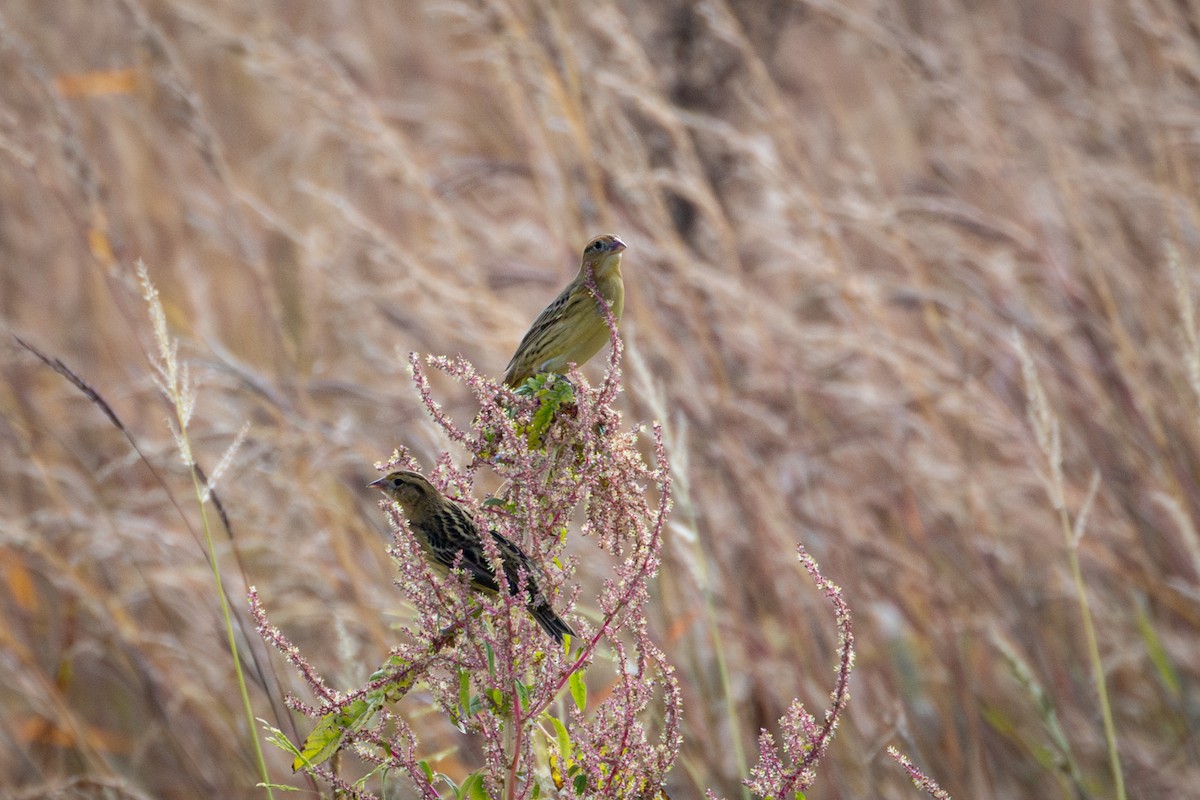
left=1015, top=332, right=1123, bottom=800
left=137, top=261, right=274, bottom=798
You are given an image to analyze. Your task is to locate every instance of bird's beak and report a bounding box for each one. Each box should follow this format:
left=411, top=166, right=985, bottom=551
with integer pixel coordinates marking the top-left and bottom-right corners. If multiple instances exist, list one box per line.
left=610, top=237, right=627, bottom=253
left=368, top=477, right=388, bottom=489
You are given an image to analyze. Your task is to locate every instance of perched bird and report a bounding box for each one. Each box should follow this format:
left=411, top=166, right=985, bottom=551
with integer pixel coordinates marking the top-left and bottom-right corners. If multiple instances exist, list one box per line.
left=503, top=234, right=627, bottom=388
left=370, top=470, right=574, bottom=644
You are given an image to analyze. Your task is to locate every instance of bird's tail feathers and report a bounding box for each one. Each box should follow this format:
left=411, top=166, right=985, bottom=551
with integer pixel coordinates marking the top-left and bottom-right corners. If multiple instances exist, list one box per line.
left=530, top=602, right=574, bottom=645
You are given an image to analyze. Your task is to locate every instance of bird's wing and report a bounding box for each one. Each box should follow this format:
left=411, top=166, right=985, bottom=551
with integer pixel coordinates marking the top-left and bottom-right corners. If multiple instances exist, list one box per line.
left=433, top=504, right=501, bottom=593
left=490, top=530, right=545, bottom=600
left=504, top=284, right=578, bottom=371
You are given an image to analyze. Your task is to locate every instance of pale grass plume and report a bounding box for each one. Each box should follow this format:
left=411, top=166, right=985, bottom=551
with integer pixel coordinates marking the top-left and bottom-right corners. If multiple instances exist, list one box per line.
left=1012, top=330, right=1063, bottom=510
left=138, top=259, right=195, bottom=467
left=1150, top=490, right=1200, bottom=576
left=1013, top=331, right=1126, bottom=800
left=1071, top=470, right=1102, bottom=548
left=203, top=421, right=250, bottom=503
left=1167, top=242, right=1200, bottom=405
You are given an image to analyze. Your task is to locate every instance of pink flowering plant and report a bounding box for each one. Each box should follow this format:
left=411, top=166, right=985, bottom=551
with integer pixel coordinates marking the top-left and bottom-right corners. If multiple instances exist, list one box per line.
left=252, top=320, right=685, bottom=799
left=252, top=311, right=875, bottom=799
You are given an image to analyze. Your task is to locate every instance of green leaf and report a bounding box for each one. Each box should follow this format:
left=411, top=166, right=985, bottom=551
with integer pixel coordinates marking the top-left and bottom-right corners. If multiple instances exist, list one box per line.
left=459, top=669, right=472, bottom=718
left=460, top=771, right=490, bottom=800
left=290, top=654, right=423, bottom=771
left=485, top=642, right=496, bottom=678
left=573, top=772, right=588, bottom=794
left=569, top=670, right=587, bottom=713
left=526, top=411, right=553, bottom=449
left=419, top=760, right=434, bottom=783
left=548, top=714, right=572, bottom=764
left=515, top=679, right=531, bottom=711
left=522, top=374, right=577, bottom=448
left=549, top=375, right=576, bottom=402
left=370, top=657, right=417, bottom=703
left=292, top=698, right=372, bottom=771
left=513, top=375, right=541, bottom=397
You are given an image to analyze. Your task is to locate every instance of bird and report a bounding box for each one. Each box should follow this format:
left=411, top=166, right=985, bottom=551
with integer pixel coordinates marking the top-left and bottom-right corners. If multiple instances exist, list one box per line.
left=369, top=470, right=574, bottom=644
left=503, top=234, right=627, bottom=388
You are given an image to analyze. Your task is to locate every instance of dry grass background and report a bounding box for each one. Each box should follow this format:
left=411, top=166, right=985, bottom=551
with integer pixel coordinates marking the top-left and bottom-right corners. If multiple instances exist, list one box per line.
left=1, top=0, right=1198, bottom=798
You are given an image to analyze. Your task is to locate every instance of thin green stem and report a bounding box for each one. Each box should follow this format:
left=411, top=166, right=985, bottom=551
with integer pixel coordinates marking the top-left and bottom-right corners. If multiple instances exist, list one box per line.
left=1059, top=508, right=1126, bottom=800
left=187, top=455, right=275, bottom=798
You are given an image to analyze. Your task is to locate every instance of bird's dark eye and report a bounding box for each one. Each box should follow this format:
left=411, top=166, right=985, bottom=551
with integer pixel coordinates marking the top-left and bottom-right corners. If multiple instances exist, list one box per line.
left=589, top=241, right=602, bottom=252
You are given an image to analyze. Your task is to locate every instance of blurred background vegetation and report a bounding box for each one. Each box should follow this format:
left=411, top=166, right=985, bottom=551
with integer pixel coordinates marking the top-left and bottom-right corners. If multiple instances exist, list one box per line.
left=2, top=1, right=1199, bottom=797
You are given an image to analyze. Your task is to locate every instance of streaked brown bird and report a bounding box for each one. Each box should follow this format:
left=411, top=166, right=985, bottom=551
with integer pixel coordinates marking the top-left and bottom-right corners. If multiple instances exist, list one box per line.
left=370, top=470, right=574, bottom=644
left=503, top=234, right=627, bottom=388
